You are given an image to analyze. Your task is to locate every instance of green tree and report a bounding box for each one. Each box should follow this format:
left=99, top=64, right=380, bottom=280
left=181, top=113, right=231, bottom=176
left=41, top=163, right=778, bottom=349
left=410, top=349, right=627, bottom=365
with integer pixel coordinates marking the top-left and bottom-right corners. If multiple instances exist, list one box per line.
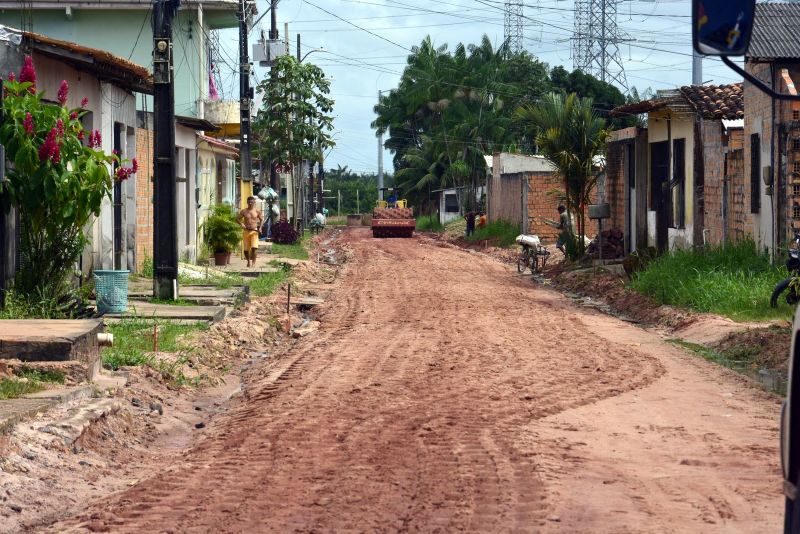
left=515, top=93, right=610, bottom=257
left=254, top=55, right=336, bottom=177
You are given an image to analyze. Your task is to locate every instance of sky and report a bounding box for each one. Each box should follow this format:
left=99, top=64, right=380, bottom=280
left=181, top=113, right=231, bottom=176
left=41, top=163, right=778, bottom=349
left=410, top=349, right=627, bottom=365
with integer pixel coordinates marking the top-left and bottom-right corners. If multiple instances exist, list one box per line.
left=215, top=0, right=744, bottom=174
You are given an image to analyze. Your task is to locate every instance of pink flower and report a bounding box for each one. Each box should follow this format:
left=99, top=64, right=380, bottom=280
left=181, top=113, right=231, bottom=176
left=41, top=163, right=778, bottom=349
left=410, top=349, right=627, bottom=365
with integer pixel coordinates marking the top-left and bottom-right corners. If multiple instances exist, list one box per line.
left=115, top=166, right=131, bottom=181
left=23, top=112, right=34, bottom=135
left=19, top=56, right=36, bottom=92
left=7, top=71, right=14, bottom=82
left=57, top=79, right=68, bottom=105
left=69, top=111, right=78, bottom=120
left=80, top=97, right=88, bottom=108
left=78, top=130, right=85, bottom=141
left=38, top=127, right=59, bottom=162
left=131, top=158, right=138, bottom=174
left=88, top=129, right=101, bottom=149
left=56, top=118, right=64, bottom=136
left=112, top=149, right=120, bottom=156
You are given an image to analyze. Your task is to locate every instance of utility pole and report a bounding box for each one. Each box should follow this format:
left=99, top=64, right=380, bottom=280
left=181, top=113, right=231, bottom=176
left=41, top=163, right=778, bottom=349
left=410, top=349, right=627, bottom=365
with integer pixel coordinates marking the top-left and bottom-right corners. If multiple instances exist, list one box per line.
left=152, top=0, right=180, bottom=300
left=377, top=90, right=384, bottom=200
left=268, top=0, right=279, bottom=191
left=238, top=0, right=252, bottom=184
left=692, top=51, right=703, bottom=85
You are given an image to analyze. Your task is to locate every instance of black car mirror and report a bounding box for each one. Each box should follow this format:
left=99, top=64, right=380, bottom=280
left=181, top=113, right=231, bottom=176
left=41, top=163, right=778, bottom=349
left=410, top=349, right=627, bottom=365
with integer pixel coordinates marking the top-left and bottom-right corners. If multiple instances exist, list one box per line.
left=693, top=0, right=755, bottom=56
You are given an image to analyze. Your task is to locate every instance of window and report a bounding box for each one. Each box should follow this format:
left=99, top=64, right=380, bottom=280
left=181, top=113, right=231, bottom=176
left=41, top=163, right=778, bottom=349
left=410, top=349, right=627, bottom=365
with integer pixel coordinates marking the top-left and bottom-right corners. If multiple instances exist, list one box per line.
left=751, top=133, right=761, bottom=213
left=670, top=139, right=685, bottom=229
left=793, top=184, right=800, bottom=197
left=795, top=162, right=800, bottom=174
left=794, top=205, right=800, bottom=220
left=444, top=193, right=459, bottom=213
left=794, top=109, right=800, bottom=120
left=794, top=138, right=800, bottom=151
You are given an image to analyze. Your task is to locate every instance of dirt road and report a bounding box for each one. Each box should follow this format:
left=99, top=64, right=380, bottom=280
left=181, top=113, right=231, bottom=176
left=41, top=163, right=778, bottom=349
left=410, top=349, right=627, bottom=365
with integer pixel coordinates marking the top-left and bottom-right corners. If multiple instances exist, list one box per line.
left=52, top=229, right=782, bottom=532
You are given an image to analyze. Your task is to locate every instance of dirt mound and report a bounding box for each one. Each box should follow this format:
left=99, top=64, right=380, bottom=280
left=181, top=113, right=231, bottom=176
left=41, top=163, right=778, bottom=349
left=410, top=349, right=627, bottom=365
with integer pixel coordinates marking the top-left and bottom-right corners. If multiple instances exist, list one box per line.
left=712, top=325, right=792, bottom=374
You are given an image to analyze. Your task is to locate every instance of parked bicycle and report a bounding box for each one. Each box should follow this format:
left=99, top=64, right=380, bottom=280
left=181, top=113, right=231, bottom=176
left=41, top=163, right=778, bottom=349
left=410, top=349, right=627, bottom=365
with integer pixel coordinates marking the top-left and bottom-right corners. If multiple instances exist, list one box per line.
left=771, top=232, right=800, bottom=308
left=516, top=234, right=550, bottom=274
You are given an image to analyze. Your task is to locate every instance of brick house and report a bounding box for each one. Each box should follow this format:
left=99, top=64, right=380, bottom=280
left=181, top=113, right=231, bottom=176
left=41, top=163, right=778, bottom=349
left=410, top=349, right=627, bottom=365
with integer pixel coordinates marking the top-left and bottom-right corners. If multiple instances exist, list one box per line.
left=486, top=152, right=598, bottom=243
left=610, top=83, right=745, bottom=252
left=743, top=3, right=800, bottom=255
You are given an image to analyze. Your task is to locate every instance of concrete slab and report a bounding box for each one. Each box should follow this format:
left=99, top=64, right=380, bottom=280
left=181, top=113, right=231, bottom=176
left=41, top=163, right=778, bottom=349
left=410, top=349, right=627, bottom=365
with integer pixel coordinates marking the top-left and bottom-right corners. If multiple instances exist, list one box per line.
left=0, top=397, right=57, bottom=434
left=39, top=398, right=123, bottom=444
left=290, top=296, right=325, bottom=307
left=0, top=320, right=103, bottom=380
left=103, top=302, right=225, bottom=323
left=128, top=286, right=248, bottom=306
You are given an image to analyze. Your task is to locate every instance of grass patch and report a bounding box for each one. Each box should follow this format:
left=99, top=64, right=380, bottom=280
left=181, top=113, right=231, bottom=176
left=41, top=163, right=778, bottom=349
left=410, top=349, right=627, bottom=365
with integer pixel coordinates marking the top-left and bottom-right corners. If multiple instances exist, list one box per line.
left=101, top=317, right=209, bottom=372
left=416, top=214, right=444, bottom=232
left=271, top=242, right=309, bottom=260
left=467, top=220, right=520, bottom=248
left=14, top=368, right=66, bottom=384
left=249, top=270, right=290, bottom=297
left=630, top=241, right=791, bottom=321
left=0, top=379, right=43, bottom=399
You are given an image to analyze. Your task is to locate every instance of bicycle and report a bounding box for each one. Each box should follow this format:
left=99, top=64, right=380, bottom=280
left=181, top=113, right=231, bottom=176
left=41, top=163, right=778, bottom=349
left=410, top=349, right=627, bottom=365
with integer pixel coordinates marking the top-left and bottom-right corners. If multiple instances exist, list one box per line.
left=516, top=235, right=550, bottom=274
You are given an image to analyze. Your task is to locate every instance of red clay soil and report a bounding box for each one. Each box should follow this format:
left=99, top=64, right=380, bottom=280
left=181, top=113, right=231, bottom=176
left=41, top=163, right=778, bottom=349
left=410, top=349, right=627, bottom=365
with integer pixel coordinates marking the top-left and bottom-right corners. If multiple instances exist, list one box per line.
left=45, top=228, right=782, bottom=533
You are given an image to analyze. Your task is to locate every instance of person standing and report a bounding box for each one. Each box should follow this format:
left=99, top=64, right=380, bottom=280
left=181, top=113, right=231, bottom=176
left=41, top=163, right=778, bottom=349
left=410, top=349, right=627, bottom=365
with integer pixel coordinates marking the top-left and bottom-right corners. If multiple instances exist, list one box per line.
left=237, top=196, right=264, bottom=268
left=544, top=204, right=574, bottom=255
left=465, top=210, right=477, bottom=237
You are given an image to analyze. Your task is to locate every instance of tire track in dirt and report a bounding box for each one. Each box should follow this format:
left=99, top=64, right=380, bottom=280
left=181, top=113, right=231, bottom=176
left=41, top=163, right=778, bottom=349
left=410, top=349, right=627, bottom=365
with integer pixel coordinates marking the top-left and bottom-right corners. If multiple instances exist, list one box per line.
left=50, top=228, right=662, bottom=533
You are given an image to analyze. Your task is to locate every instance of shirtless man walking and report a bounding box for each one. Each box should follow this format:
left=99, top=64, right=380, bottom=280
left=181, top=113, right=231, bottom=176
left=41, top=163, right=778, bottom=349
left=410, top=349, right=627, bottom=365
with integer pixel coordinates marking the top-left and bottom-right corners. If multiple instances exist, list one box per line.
left=237, top=196, right=264, bottom=267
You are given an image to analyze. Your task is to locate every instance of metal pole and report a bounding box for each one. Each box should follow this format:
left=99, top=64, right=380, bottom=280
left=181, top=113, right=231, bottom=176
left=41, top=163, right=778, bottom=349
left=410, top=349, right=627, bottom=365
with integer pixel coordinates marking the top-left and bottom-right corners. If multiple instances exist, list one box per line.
left=377, top=90, right=384, bottom=200
left=357, top=189, right=359, bottom=214
left=268, top=0, right=279, bottom=190
left=152, top=0, right=179, bottom=300
left=338, top=189, right=341, bottom=217
left=239, top=0, right=252, bottom=184
left=692, top=51, right=703, bottom=86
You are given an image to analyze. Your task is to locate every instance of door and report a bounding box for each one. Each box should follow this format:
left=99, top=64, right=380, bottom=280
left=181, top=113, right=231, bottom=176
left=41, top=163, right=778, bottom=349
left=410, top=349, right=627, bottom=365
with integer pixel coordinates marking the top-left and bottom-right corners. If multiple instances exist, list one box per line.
left=650, top=141, right=669, bottom=253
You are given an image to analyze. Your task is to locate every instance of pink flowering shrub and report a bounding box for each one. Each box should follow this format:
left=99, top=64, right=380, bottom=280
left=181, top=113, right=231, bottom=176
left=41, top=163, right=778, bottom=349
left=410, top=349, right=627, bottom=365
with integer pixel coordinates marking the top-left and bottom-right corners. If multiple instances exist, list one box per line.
left=0, top=56, right=133, bottom=310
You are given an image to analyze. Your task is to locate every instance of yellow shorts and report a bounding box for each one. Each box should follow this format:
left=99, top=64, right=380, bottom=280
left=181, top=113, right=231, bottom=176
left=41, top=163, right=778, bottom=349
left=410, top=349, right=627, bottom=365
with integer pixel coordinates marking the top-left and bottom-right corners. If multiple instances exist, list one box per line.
left=242, top=230, right=259, bottom=250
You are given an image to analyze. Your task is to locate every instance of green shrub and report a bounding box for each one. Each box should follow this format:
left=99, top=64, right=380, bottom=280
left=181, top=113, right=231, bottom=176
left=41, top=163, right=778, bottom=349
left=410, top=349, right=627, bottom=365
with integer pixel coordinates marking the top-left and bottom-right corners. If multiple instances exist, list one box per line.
left=203, top=204, right=241, bottom=253
left=630, top=241, right=790, bottom=321
left=416, top=215, right=444, bottom=232
left=467, top=220, right=519, bottom=248
left=250, top=270, right=289, bottom=297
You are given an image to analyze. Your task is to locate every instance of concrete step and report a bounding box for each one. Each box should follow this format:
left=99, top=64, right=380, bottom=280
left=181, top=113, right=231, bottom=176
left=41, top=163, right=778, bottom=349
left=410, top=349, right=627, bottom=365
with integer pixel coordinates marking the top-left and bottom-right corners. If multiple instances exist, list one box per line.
left=102, top=301, right=226, bottom=323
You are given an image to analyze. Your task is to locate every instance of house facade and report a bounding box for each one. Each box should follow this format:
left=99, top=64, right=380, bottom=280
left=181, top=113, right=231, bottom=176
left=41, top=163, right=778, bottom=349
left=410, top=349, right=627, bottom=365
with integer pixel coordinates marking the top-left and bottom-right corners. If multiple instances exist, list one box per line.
left=743, top=2, right=800, bottom=255
left=0, top=26, right=151, bottom=293
left=0, top=1, right=250, bottom=267
left=610, top=84, right=745, bottom=252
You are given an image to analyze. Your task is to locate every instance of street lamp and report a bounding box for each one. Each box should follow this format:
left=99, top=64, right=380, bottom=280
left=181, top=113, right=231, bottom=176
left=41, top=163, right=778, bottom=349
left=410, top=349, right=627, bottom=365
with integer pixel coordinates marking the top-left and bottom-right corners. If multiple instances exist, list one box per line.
left=300, top=47, right=325, bottom=63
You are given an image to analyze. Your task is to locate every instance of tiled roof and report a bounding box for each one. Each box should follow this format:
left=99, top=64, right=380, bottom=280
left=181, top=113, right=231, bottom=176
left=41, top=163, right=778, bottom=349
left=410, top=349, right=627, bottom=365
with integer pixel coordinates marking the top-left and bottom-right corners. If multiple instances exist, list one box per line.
left=611, top=84, right=743, bottom=121
left=679, top=83, right=743, bottom=120
left=748, top=3, right=800, bottom=60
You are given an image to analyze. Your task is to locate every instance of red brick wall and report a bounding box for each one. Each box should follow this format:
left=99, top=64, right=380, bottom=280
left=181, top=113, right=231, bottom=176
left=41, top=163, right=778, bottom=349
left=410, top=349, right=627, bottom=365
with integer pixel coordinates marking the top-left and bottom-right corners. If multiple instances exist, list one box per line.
left=605, top=141, right=626, bottom=231
left=135, top=128, right=154, bottom=271
left=525, top=172, right=598, bottom=243
left=702, top=121, right=726, bottom=246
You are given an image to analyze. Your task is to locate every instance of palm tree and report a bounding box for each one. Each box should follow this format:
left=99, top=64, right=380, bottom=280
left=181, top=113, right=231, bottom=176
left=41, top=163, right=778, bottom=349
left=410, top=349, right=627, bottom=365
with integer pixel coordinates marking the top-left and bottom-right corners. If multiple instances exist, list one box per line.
left=515, top=92, right=609, bottom=256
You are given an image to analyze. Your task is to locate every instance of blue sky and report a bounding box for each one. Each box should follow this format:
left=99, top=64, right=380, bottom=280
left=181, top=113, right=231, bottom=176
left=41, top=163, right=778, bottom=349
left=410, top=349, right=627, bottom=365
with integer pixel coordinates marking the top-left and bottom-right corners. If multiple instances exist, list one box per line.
left=216, top=0, right=742, bottom=174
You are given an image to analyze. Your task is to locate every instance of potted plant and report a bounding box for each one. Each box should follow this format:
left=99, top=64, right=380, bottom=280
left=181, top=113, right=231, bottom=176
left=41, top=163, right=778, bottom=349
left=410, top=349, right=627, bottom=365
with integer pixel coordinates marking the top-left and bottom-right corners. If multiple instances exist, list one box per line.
left=203, top=204, right=241, bottom=265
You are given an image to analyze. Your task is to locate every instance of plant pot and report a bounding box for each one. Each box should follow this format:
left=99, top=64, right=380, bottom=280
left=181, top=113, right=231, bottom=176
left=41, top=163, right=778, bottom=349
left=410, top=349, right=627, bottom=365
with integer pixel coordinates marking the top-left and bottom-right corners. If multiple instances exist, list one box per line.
left=214, top=251, right=229, bottom=266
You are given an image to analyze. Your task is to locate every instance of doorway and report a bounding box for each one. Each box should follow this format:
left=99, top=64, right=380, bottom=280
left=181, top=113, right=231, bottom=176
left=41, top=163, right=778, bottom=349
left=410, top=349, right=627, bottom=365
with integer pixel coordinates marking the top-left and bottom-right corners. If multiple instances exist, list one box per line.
left=650, top=141, right=669, bottom=253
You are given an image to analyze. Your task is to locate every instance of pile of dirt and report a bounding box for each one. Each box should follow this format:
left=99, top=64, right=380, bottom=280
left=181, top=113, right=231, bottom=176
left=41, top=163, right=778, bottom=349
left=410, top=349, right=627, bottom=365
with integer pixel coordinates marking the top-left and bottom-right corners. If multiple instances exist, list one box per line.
left=712, top=325, right=792, bottom=374
left=548, top=267, right=693, bottom=327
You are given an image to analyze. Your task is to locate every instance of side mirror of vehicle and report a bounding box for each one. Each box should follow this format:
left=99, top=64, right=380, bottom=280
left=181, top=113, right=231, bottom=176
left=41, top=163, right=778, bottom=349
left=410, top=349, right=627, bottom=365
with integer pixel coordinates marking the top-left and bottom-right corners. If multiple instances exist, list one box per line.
left=693, top=0, right=755, bottom=56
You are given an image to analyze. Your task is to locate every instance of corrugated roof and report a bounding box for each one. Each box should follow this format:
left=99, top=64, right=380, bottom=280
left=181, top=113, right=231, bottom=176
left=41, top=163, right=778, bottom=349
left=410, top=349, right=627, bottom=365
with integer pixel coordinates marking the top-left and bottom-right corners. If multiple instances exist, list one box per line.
left=747, top=3, right=800, bottom=60
left=679, top=83, right=743, bottom=120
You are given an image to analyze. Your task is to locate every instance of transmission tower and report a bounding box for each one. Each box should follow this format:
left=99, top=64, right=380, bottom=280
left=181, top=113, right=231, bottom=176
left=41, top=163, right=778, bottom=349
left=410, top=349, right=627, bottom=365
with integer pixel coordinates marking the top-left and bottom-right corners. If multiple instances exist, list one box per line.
left=504, top=1, right=524, bottom=54
left=572, top=0, right=629, bottom=92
